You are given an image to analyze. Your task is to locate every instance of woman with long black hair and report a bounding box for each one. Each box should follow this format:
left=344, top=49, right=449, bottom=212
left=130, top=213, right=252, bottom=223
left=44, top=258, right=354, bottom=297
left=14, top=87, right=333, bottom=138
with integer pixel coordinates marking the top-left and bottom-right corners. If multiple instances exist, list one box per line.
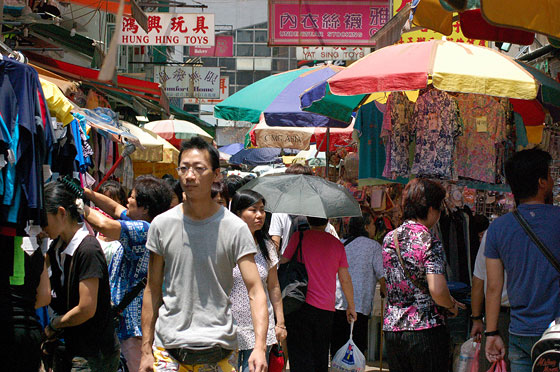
left=229, top=190, right=286, bottom=372
left=43, top=180, right=120, bottom=371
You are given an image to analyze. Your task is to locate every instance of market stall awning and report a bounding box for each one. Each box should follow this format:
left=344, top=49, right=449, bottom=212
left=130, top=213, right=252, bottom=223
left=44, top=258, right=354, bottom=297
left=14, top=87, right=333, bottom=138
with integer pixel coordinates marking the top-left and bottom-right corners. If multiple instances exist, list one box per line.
left=67, top=0, right=133, bottom=16
left=29, top=24, right=97, bottom=58
left=23, top=51, right=169, bottom=113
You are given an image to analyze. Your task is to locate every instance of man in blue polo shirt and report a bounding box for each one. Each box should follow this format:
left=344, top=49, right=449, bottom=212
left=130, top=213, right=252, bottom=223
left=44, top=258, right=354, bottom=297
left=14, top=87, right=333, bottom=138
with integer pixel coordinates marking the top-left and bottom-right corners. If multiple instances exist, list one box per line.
left=485, top=149, right=560, bottom=372
left=83, top=176, right=172, bottom=372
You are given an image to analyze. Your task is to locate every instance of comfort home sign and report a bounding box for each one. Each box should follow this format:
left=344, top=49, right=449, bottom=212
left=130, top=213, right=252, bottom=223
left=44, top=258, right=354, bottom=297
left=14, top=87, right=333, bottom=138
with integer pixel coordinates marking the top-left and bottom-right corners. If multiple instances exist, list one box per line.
left=120, top=13, right=215, bottom=46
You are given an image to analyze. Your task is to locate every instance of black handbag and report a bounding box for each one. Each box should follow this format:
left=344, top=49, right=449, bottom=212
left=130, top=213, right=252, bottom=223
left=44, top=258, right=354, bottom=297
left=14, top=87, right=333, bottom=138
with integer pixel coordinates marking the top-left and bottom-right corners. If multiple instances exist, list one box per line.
left=278, top=231, right=308, bottom=315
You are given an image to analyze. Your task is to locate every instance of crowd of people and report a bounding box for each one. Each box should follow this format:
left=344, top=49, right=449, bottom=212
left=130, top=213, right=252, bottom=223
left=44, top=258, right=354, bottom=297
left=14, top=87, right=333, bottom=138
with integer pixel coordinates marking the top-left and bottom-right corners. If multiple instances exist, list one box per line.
left=6, top=136, right=560, bottom=372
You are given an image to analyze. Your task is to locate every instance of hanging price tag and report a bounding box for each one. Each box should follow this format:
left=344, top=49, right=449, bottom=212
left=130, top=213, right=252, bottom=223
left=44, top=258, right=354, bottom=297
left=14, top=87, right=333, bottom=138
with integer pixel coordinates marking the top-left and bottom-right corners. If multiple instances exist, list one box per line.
left=476, top=116, right=488, bottom=132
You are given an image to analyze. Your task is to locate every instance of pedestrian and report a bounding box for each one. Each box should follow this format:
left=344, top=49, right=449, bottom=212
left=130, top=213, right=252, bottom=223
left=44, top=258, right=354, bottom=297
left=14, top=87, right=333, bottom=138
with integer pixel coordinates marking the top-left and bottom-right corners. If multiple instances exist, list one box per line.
left=96, top=180, right=127, bottom=264
left=281, top=216, right=357, bottom=372
left=211, top=181, right=230, bottom=207
left=139, top=136, right=269, bottom=372
left=230, top=189, right=287, bottom=372
left=485, top=149, right=560, bottom=372
left=43, top=180, right=120, bottom=371
left=83, top=176, right=173, bottom=372
left=269, top=164, right=339, bottom=254
left=470, top=230, right=510, bottom=371
left=331, top=212, right=387, bottom=357
left=162, top=174, right=183, bottom=208
left=382, top=178, right=465, bottom=372
left=6, top=234, right=51, bottom=372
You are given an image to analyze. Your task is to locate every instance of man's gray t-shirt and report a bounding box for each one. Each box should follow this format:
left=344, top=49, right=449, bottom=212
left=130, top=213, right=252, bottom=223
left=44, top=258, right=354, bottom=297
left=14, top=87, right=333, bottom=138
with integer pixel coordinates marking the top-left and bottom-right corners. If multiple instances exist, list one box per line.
left=146, top=205, right=257, bottom=350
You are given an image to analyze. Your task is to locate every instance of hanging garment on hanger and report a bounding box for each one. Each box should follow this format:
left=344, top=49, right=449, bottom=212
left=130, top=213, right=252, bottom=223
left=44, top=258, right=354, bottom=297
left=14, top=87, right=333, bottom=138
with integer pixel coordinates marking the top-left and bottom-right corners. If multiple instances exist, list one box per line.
left=411, top=90, right=462, bottom=178
left=455, top=94, right=507, bottom=183
left=388, top=92, right=415, bottom=177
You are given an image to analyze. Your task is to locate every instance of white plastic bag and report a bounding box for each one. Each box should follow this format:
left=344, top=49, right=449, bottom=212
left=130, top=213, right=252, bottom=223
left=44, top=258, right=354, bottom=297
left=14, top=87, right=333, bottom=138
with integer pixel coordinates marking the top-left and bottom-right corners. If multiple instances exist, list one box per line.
left=453, top=338, right=480, bottom=372
left=330, top=322, right=366, bottom=372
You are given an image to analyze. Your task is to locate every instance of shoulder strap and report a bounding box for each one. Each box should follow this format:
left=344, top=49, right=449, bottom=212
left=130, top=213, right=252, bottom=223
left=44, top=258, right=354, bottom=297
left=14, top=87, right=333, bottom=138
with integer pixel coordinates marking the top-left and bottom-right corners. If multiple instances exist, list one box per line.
left=344, top=236, right=358, bottom=247
left=295, top=230, right=304, bottom=263
left=513, top=210, right=560, bottom=274
left=392, top=230, right=429, bottom=293
left=113, top=277, right=148, bottom=315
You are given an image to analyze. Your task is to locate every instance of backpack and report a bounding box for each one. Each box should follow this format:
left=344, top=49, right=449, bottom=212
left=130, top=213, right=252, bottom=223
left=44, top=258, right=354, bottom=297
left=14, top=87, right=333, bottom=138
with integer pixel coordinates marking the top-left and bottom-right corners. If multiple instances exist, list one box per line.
left=287, top=215, right=309, bottom=239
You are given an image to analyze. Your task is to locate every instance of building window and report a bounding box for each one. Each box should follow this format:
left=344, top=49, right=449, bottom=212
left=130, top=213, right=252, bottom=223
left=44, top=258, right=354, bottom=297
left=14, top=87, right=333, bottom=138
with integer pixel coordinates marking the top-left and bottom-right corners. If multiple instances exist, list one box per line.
left=272, top=59, right=289, bottom=71
left=237, top=30, right=253, bottom=42
left=219, top=58, right=236, bottom=70
left=237, top=71, right=254, bottom=85
left=237, top=44, right=253, bottom=56
left=201, top=58, right=218, bottom=67
left=272, top=47, right=289, bottom=57
left=255, top=30, right=267, bottom=43
left=255, top=71, right=270, bottom=82
left=254, top=45, right=271, bottom=57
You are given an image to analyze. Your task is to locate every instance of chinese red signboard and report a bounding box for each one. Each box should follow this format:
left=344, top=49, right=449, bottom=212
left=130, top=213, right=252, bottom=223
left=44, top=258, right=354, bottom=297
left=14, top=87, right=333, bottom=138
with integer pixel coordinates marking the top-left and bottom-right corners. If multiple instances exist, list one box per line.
left=189, top=35, right=234, bottom=57
left=120, top=13, right=215, bottom=46
left=268, top=0, right=390, bottom=46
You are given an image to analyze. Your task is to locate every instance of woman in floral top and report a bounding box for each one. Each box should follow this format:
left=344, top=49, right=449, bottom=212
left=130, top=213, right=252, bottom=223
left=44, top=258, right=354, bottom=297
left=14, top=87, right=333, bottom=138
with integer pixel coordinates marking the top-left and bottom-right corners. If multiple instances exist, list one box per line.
left=229, top=190, right=287, bottom=372
left=382, top=178, right=465, bottom=372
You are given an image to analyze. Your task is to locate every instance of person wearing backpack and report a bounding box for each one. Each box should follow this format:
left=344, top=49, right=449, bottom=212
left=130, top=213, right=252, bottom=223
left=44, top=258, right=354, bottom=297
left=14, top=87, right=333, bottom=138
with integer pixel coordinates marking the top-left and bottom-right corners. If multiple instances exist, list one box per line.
left=485, top=149, right=560, bottom=372
left=280, top=216, right=356, bottom=372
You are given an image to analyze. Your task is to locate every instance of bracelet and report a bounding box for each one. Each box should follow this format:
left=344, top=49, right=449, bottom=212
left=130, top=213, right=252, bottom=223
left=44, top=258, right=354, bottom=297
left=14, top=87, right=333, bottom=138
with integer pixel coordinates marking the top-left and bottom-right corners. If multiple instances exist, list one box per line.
left=484, top=330, right=500, bottom=337
left=470, top=314, right=484, bottom=320
left=275, top=325, right=286, bottom=330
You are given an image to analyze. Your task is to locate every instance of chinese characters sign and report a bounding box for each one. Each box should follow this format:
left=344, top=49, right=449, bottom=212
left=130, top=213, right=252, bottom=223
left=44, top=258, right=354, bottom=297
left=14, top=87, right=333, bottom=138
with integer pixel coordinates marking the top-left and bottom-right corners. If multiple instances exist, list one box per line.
left=184, top=77, right=230, bottom=104
left=296, top=47, right=371, bottom=60
left=120, top=13, right=215, bottom=46
left=189, top=35, right=234, bottom=57
left=269, top=0, right=390, bottom=46
left=155, top=66, right=221, bottom=98
left=394, top=0, right=487, bottom=46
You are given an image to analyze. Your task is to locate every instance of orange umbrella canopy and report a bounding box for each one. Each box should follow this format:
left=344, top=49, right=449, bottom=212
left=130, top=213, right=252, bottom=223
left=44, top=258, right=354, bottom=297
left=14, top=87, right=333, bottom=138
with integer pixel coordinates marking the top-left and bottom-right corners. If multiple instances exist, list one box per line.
left=70, top=0, right=132, bottom=15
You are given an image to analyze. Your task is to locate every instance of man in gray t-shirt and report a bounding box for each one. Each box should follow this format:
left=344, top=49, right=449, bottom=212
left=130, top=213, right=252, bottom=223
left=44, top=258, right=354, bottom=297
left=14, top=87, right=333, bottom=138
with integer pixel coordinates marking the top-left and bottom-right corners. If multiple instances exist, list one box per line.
left=140, top=137, right=269, bottom=372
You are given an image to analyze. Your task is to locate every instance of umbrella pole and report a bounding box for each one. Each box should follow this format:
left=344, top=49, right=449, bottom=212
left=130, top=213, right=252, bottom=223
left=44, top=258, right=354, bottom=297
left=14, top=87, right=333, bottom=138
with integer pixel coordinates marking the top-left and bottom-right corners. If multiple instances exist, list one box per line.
left=325, top=127, right=330, bottom=179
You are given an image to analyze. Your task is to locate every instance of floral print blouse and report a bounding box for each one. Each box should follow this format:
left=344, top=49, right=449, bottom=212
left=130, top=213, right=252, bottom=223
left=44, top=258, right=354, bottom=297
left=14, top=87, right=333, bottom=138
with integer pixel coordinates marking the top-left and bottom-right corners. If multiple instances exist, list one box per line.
left=388, top=92, right=415, bottom=177
left=455, top=94, right=506, bottom=183
left=411, top=89, right=462, bottom=178
left=382, top=221, right=447, bottom=332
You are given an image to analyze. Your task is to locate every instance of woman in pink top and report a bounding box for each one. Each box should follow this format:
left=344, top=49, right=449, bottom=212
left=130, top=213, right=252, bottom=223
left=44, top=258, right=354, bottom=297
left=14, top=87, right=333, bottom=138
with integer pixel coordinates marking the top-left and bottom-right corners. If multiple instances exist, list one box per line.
left=281, top=217, right=357, bottom=372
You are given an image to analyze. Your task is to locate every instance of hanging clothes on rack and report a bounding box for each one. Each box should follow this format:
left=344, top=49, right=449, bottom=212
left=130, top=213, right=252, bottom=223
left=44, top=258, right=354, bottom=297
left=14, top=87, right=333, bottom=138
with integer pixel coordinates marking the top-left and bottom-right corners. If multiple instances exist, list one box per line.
left=455, top=94, right=507, bottom=183
left=387, top=92, right=415, bottom=178
left=411, top=89, right=463, bottom=178
left=0, top=56, right=53, bottom=227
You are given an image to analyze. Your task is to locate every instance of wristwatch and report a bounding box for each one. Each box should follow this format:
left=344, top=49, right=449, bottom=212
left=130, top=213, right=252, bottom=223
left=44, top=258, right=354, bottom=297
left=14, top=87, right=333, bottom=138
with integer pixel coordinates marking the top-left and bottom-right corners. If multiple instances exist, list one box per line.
left=484, top=330, right=500, bottom=337
left=470, top=314, right=484, bottom=320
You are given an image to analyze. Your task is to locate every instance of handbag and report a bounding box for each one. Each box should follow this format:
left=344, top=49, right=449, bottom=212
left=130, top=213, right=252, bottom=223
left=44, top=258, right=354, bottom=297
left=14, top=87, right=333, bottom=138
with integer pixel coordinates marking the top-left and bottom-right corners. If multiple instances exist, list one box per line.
left=268, top=344, right=285, bottom=372
left=278, top=231, right=308, bottom=315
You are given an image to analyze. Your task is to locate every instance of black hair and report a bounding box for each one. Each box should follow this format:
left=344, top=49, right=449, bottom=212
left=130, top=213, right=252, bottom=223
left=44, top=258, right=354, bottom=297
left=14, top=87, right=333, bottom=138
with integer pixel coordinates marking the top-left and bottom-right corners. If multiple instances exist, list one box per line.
left=225, top=175, right=247, bottom=198
left=178, top=136, right=220, bottom=170
left=211, top=181, right=230, bottom=205
left=307, top=216, right=328, bottom=227
left=133, top=175, right=173, bottom=221
left=505, top=148, right=552, bottom=201
left=402, top=178, right=446, bottom=221
left=347, top=212, right=374, bottom=239
left=162, top=175, right=183, bottom=203
left=98, top=179, right=127, bottom=206
left=44, top=180, right=82, bottom=222
left=230, top=190, right=271, bottom=263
